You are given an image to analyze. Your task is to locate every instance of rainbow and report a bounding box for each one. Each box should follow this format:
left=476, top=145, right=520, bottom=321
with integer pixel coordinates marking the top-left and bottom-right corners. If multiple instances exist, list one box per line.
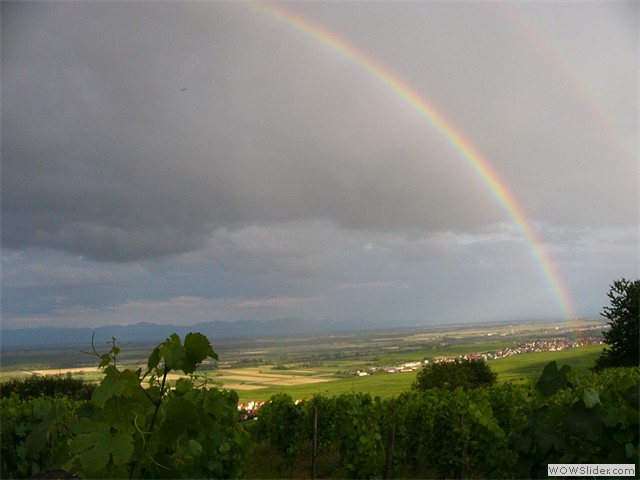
left=247, top=1, right=577, bottom=321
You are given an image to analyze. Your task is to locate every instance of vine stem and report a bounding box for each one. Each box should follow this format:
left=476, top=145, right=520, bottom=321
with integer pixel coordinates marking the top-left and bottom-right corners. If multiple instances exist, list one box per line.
left=148, top=367, right=169, bottom=434
left=132, top=366, right=169, bottom=479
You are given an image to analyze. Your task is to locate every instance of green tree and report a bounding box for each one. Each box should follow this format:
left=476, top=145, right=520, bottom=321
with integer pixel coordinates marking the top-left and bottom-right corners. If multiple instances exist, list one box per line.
left=412, top=358, right=497, bottom=391
left=595, top=278, right=639, bottom=369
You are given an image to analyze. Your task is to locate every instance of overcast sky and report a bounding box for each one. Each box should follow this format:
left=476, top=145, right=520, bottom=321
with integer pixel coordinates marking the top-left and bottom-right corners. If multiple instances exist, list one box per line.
left=2, top=0, right=637, bottom=330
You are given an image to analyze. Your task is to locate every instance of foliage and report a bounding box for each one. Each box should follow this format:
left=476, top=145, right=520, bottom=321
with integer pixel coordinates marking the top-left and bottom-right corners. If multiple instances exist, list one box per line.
left=322, top=393, right=384, bottom=478
left=64, top=332, right=248, bottom=479
left=1, top=395, right=81, bottom=478
left=3, top=339, right=639, bottom=479
left=251, top=364, right=638, bottom=479
left=0, top=374, right=96, bottom=401
left=510, top=361, right=640, bottom=478
left=0, top=332, right=248, bottom=479
left=254, top=388, right=518, bottom=478
left=254, top=392, right=385, bottom=478
left=412, top=358, right=497, bottom=391
left=595, top=278, right=640, bottom=369
left=379, top=385, right=523, bottom=478
left=253, top=393, right=305, bottom=466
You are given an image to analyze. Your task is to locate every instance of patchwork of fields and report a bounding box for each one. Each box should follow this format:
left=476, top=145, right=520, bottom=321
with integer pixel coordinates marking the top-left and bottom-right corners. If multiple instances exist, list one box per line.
left=0, top=318, right=606, bottom=402
left=210, top=367, right=335, bottom=390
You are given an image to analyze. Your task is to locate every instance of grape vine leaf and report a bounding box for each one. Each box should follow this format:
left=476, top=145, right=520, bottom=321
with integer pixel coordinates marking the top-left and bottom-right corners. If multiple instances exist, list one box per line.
left=31, top=398, right=53, bottom=419
left=159, top=333, right=187, bottom=372
left=536, top=361, right=572, bottom=396
left=612, top=429, right=635, bottom=445
left=582, top=388, right=601, bottom=408
left=147, top=345, right=162, bottom=371
left=187, top=439, right=203, bottom=457
left=622, top=382, right=640, bottom=408
left=183, top=332, right=218, bottom=374
left=625, top=443, right=636, bottom=458
left=92, top=366, right=142, bottom=407
left=565, top=402, right=604, bottom=438
left=69, top=420, right=133, bottom=472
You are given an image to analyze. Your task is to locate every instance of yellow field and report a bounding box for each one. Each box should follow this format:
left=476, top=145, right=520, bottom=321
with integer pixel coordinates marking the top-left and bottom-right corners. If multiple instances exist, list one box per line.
left=28, top=367, right=98, bottom=375
left=210, top=367, right=335, bottom=390
left=2, top=364, right=338, bottom=393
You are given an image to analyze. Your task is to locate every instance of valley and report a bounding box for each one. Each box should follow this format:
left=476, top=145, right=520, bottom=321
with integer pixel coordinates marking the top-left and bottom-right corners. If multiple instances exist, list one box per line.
left=0, top=317, right=606, bottom=402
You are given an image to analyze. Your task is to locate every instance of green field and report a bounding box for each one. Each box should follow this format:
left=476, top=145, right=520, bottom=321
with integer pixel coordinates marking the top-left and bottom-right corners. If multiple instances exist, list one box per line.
left=230, top=343, right=605, bottom=402
left=490, top=343, right=604, bottom=381
left=228, top=369, right=418, bottom=403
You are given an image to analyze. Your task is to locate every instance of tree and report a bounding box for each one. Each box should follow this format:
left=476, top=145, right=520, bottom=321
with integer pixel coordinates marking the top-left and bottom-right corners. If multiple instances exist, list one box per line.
left=594, top=278, right=639, bottom=369
left=412, top=358, right=497, bottom=391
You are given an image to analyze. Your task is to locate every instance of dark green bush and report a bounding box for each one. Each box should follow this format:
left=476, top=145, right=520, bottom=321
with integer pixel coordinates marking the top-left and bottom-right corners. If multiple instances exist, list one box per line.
left=1, top=395, right=81, bottom=478
left=412, top=358, right=497, bottom=391
left=0, top=374, right=96, bottom=401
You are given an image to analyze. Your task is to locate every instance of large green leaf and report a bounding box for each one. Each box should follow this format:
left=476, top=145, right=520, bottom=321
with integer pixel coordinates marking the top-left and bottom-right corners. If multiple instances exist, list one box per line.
left=150, top=332, right=218, bottom=375
left=536, top=361, right=572, bottom=396
left=92, top=367, right=142, bottom=407
left=69, top=421, right=133, bottom=472
left=564, top=402, right=604, bottom=438
left=612, top=429, right=635, bottom=445
left=162, top=396, right=200, bottom=434
left=147, top=345, right=161, bottom=372
left=159, top=333, right=186, bottom=372
left=583, top=388, right=601, bottom=408
left=183, top=332, right=218, bottom=374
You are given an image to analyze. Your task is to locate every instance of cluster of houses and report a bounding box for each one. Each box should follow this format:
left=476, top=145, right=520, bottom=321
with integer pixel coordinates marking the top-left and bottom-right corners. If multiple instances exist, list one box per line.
left=461, top=336, right=604, bottom=363
left=237, top=400, right=265, bottom=421
left=237, top=398, right=305, bottom=422
left=350, top=361, right=423, bottom=377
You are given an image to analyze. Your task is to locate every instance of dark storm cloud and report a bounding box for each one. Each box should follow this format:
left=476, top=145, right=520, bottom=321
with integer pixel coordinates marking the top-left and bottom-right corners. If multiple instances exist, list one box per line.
left=1, top=0, right=566, bottom=262
left=2, top=2, right=235, bottom=260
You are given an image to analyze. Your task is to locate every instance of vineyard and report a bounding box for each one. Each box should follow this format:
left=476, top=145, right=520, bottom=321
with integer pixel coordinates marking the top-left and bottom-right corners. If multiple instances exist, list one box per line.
left=1, top=333, right=638, bottom=479
left=250, top=362, right=639, bottom=479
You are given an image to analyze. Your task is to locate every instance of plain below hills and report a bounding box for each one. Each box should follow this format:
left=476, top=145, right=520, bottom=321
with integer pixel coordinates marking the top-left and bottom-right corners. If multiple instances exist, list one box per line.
left=1, top=317, right=383, bottom=348
left=1, top=316, right=565, bottom=349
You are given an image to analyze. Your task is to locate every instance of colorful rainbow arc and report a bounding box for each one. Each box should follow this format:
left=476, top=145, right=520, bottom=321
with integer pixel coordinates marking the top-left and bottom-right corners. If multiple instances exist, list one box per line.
left=247, top=1, right=577, bottom=321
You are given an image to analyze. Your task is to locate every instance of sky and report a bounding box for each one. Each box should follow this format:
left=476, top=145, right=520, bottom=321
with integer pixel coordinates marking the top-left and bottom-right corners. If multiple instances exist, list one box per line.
left=2, top=0, right=638, bottom=330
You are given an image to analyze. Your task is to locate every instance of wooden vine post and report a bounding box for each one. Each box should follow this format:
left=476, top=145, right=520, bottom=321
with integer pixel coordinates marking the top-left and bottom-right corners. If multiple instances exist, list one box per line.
left=311, top=405, right=318, bottom=479
left=385, top=424, right=396, bottom=480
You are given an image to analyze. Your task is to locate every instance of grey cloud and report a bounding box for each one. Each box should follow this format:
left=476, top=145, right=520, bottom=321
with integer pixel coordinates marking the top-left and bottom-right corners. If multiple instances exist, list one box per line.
left=31, top=223, right=206, bottom=262
left=2, top=1, right=500, bottom=262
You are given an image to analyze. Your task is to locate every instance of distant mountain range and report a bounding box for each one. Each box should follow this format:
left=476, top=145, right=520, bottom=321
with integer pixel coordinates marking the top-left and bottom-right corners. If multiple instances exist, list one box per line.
left=0, top=317, right=401, bottom=349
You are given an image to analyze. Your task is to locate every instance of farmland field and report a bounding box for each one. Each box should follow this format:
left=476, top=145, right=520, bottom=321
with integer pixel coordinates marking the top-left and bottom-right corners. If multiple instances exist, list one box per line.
left=1, top=318, right=606, bottom=402
left=489, top=343, right=605, bottom=381
left=226, top=343, right=604, bottom=402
